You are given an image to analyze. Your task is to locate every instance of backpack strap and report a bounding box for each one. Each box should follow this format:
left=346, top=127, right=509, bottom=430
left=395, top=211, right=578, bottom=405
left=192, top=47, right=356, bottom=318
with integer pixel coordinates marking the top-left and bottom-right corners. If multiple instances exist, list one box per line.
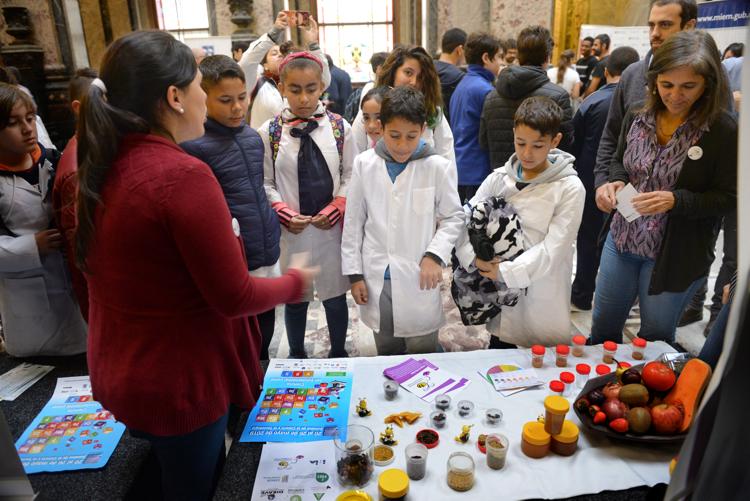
left=268, top=114, right=283, bottom=166
left=326, top=110, right=345, bottom=173
left=249, top=76, right=273, bottom=114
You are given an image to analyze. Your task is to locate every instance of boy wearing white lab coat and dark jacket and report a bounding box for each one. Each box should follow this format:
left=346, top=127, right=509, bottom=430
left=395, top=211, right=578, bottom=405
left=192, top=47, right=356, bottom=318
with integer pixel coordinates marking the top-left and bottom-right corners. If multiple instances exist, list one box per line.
left=0, top=83, right=87, bottom=357
left=455, top=96, right=585, bottom=348
left=342, top=87, right=463, bottom=355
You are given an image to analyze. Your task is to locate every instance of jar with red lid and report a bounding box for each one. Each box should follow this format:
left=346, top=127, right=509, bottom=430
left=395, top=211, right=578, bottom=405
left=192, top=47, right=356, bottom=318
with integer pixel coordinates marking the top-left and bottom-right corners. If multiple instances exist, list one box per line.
left=555, top=344, right=570, bottom=367
left=631, top=338, right=647, bottom=360
left=548, top=380, right=564, bottom=396
left=571, top=335, right=586, bottom=357
left=575, top=364, right=591, bottom=389
left=595, top=364, right=611, bottom=376
left=559, top=371, right=575, bottom=396
left=531, top=345, right=545, bottom=368
left=602, top=341, right=617, bottom=363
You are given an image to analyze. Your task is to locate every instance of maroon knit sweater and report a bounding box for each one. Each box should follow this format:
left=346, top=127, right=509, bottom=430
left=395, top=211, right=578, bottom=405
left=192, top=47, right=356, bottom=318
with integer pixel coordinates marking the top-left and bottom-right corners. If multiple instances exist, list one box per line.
left=85, top=134, right=303, bottom=436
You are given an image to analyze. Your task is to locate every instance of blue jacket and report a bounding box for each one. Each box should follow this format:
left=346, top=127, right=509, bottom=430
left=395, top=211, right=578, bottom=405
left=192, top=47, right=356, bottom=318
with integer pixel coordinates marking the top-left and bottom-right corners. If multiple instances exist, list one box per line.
left=449, top=65, right=495, bottom=186
left=572, top=83, right=616, bottom=191
left=181, top=118, right=281, bottom=271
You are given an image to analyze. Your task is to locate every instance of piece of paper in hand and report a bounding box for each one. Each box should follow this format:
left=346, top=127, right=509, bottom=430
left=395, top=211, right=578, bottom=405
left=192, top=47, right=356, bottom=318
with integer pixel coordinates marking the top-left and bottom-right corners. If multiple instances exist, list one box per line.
left=616, top=183, right=642, bottom=222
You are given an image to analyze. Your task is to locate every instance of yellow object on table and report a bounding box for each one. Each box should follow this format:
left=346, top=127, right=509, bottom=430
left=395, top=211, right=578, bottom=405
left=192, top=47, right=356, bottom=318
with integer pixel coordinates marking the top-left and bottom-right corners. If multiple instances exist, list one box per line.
left=337, top=490, right=373, bottom=501
left=378, top=468, right=409, bottom=499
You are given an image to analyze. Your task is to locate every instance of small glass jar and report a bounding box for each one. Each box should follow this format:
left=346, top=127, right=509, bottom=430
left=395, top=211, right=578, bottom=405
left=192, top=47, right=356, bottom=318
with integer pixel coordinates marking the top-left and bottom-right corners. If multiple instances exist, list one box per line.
left=632, top=337, right=647, bottom=360
left=430, top=410, right=447, bottom=429
left=556, top=344, right=570, bottom=367
left=551, top=420, right=579, bottom=456
left=383, top=381, right=399, bottom=401
left=548, top=380, right=564, bottom=396
left=434, top=394, right=451, bottom=411
left=373, top=445, right=395, bottom=467
left=571, top=335, right=587, bottom=357
left=559, top=371, right=575, bottom=396
left=602, top=341, right=618, bottom=364
left=405, top=443, right=428, bottom=481
left=531, top=344, right=546, bottom=368
left=457, top=400, right=474, bottom=418
left=485, top=433, right=509, bottom=470
left=335, top=424, right=375, bottom=487
left=595, top=364, right=611, bottom=376
left=543, top=395, right=569, bottom=435
left=378, top=468, right=409, bottom=501
left=446, top=452, right=475, bottom=492
left=575, top=364, right=591, bottom=389
left=521, top=421, right=551, bottom=459
left=485, top=408, right=503, bottom=426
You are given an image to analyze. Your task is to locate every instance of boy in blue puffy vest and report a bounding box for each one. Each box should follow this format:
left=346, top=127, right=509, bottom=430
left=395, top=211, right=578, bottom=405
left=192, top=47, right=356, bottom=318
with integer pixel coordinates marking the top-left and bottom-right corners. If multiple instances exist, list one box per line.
left=181, top=55, right=281, bottom=360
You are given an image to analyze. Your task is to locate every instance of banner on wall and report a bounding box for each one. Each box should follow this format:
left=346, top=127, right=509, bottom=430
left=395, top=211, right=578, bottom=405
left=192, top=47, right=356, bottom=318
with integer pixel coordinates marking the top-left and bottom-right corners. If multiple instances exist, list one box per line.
left=697, top=0, right=750, bottom=29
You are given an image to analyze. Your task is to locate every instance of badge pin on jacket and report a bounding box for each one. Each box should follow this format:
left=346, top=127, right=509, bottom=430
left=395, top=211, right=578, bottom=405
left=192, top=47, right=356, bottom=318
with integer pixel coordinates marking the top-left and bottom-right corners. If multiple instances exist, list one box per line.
left=232, top=218, right=241, bottom=237
left=687, top=146, right=703, bottom=161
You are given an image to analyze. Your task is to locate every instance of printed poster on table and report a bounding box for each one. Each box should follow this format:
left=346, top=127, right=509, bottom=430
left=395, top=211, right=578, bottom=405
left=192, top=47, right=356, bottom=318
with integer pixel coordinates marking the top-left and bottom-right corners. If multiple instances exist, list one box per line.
left=14, top=376, right=126, bottom=473
left=251, top=440, right=337, bottom=501
left=240, top=359, right=353, bottom=443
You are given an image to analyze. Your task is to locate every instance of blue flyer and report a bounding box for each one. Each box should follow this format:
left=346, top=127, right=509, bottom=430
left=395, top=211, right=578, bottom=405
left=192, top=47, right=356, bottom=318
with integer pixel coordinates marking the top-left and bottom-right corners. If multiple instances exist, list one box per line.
left=240, top=359, right=353, bottom=443
left=14, top=376, right=126, bottom=473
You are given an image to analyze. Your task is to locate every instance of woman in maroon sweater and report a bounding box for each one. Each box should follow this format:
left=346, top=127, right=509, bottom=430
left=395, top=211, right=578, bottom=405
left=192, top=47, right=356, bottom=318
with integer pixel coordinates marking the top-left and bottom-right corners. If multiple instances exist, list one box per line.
left=74, top=31, right=313, bottom=500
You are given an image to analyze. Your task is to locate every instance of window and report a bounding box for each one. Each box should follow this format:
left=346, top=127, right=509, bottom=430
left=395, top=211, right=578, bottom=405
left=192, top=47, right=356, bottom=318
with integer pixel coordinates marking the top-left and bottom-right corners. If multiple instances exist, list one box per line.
left=155, top=0, right=210, bottom=39
left=316, top=0, right=394, bottom=83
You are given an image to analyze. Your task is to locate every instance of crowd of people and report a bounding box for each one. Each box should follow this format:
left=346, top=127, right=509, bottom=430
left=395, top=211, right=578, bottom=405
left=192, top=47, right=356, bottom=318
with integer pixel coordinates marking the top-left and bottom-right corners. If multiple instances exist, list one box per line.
left=0, top=0, right=742, bottom=498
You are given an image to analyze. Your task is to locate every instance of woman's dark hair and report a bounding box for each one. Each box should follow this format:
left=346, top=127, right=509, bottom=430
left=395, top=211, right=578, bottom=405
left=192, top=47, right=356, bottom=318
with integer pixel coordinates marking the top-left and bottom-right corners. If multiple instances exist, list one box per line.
left=376, top=46, right=442, bottom=120
left=360, top=86, right=389, bottom=109
left=465, top=32, right=501, bottom=66
left=199, top=55, right=245, bottom=91
left=644, top=30, right=728, bottom=128
left=723, top=42, right=744, bottom=59
left=370, top=52, right=389, bottom=73
left=517, top=26, right=553, bottom=66
left=555, top=49, right=575, bottom=84
left=514, top=96, right=563, bottom=137
left=379, top=86, right=427, bottom=127
left=75, top=30, right=196, bottom=269
left=0, top=83, right=36, bottom=129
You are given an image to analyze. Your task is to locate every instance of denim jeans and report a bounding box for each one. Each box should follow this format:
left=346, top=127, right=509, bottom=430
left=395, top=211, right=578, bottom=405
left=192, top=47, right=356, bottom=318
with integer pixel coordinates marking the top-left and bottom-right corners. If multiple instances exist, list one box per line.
left=285, top=294, right=349, bottom=358
left=130, top=413, right=228, bottom=501
left=591, top=233, right=704, bottom=344
left=699, top=301, right=731, bottom=369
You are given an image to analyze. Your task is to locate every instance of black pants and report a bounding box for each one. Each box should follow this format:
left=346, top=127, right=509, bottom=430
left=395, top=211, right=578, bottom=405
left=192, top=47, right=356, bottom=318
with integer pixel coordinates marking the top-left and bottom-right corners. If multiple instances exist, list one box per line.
left=458, top=185, right=480, bottom=205
left=687, top=212, right=737, bottom=318
left=257, top=308, right=276, bottom=361
left=571, top=192, right=604, bottom=308
left=489, top=335, right=517, bottom=349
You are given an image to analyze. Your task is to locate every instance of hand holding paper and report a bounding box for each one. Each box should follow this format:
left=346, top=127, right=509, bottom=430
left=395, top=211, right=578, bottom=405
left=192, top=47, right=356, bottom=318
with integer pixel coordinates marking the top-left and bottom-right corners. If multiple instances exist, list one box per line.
left=615, top=183, right=642, bottom=222
left=631, top=190, right=675, bottom=215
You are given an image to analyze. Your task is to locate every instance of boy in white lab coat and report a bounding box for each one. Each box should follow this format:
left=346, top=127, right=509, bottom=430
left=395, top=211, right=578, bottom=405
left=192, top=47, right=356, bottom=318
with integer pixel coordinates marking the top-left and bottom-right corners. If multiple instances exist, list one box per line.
left=342, top=87, right=463, bottom=355
left=455, top=96, right=585, bottom=348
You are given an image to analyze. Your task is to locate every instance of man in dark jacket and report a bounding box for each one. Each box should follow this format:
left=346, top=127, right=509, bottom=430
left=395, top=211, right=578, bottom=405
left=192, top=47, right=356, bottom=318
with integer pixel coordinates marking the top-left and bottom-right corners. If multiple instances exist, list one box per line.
left=435, top=28, right=467, bottom=123
left=570, top=47, right=640, bottom=311
left=324, top=54, right=353, bottom=116
left=479, top=25, right=574, bottom=171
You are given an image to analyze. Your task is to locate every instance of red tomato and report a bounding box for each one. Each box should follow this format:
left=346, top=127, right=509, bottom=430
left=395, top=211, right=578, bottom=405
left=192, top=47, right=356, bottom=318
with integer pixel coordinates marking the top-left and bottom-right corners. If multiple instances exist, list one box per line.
left=641, top=362, right=676, bottom=392
left=608, top=418, right=629, bottom=433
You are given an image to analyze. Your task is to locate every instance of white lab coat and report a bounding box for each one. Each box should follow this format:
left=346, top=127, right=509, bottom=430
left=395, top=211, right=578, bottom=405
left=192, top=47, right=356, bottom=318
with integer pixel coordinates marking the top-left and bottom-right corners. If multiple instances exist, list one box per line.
left=350, top=105, right=456, bottom=167
left=341, top=148, right=463, bottom=337
left=455, top=151, right=585, bottom=347
left=260, top=105, right=358, bottom=302
left=240, top=32, right=332, bottom=130
left=0, top=150, right=87, bottom=357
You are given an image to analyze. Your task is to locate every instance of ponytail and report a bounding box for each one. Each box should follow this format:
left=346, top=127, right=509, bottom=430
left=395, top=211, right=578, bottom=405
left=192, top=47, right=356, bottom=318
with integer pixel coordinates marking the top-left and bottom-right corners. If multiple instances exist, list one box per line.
left=75, top=31, right=196, bottom=270
left=556, top=50, right=574, bottom=85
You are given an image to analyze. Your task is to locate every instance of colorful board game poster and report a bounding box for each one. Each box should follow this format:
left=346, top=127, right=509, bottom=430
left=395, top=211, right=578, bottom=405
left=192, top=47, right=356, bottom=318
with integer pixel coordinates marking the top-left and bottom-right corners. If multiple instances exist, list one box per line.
left=240, top=359, right=353, bottom=443
left=14, top=376, right=126, bottom=473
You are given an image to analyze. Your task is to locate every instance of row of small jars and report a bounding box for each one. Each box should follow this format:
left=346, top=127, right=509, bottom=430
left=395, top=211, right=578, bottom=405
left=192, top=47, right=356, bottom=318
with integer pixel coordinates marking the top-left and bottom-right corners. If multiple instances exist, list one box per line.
left=531, top=337, right=648, bottom=368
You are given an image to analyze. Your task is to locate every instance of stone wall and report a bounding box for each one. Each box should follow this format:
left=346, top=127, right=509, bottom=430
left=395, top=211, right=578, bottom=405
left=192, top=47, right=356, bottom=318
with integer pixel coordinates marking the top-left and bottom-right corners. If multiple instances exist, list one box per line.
left=1, top=0, right=61, bottom=68
left=489, top=0, right=553, bottom=40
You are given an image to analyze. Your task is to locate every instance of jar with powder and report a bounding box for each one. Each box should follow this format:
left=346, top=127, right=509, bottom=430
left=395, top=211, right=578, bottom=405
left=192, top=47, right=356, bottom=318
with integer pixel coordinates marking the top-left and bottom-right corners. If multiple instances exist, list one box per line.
left=446, top=452, right=475, bottom=492
left=556, top=345, right=570, bottom=367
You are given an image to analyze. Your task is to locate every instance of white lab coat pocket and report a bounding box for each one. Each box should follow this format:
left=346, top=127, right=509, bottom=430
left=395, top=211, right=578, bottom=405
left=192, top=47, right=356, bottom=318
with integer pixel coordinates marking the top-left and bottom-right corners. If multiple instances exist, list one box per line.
left=411, top=187, right=435, bottom=216
left=517, top=196, right=555, bottom=237
left=389, top=258, right=444, bottom=337
left=1, top=276, right=50, bottom=317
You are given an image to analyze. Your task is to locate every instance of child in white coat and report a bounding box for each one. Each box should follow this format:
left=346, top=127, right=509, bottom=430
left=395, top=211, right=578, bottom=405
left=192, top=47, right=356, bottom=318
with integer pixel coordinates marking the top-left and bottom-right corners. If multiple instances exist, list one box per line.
left=455, top=96, right=585, bottom=348
left=260, top=52, right=358, bottom=358
left=342, top=87, right=463, bottom=355
left=0, top=83, right=87, bottom=356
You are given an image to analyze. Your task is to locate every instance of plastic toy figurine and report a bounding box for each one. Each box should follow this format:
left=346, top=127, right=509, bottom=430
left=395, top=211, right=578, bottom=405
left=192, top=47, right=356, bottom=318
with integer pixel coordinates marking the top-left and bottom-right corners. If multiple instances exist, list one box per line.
left=380, top=425, right=398, bottom=446
left=455, top=424, right=473, bottom=444
left=357, top=398, right=372, bottom=417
